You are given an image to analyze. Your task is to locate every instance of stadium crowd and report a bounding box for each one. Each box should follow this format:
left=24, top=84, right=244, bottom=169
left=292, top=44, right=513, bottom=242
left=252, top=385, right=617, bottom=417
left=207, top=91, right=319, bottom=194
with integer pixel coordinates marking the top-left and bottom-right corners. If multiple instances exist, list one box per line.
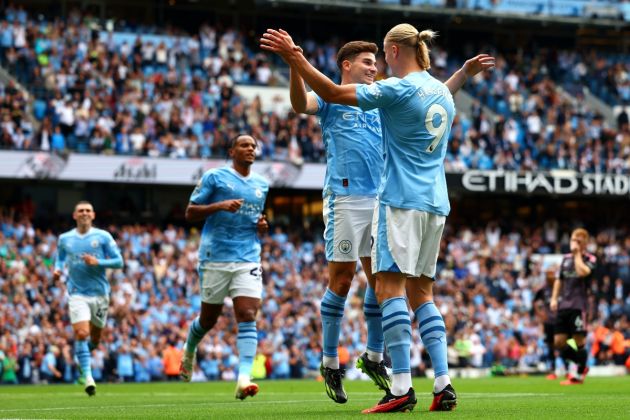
left=1, top=206, right=629, bottom=384
left=0, top=6, right=629, bottom=172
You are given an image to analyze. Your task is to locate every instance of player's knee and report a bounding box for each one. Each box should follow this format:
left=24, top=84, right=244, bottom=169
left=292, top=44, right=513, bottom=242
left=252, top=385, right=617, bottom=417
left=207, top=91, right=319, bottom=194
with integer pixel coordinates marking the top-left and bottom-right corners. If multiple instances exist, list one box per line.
left=553, top=337, right=566, bottom=349
left=199, top=315, right=217, bottom=331
left=75, top=329, right=90, bottom=340
left=573, top=336, right=586, bottom=348
left=374, top=283, right=399, bottom=304
left=329, top=274, right=352, bottom=296
left=235, top=308, right=257, bottom=323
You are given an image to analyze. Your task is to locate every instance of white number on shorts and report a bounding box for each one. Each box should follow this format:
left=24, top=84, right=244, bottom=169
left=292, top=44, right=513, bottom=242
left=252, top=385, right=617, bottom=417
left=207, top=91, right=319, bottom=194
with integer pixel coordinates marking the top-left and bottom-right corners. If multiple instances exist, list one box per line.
left=424, top=104, right=448, bottom=153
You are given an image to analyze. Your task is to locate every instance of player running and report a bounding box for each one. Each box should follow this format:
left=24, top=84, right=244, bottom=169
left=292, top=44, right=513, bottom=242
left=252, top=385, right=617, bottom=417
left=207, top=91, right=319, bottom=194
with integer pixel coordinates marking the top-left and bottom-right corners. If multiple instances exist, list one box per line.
left=288, top=40, right=389, bottom=403
left=550, top=228, right=596, bottom=385
left=54, top=201, right=124, bottom=396
left=261, top=24, right=494, bottom=413
left=179, top=134, right=269, bottom=401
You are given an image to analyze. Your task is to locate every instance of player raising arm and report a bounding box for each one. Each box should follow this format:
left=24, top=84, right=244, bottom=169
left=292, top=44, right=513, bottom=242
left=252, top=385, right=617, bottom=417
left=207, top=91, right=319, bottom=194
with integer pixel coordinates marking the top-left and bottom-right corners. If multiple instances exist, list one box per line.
left=54, top=201, right=123, bottom=396
left=289, top=41, right=390, bottom=404
left=262, top=24, right=494, bottom=413
left=179, top=134, right=269, bottom=401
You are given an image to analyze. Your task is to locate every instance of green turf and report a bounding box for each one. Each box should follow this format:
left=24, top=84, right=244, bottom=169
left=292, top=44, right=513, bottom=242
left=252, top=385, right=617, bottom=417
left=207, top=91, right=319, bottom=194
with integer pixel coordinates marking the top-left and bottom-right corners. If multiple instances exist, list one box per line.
left=1, top=377, right=629, bottom=419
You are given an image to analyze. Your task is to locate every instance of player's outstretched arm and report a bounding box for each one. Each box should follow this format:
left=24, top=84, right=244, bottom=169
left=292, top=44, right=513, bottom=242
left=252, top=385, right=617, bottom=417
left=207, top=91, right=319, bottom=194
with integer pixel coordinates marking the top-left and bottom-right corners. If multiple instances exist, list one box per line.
left=261, top=29, right=357, bottom=106
left=444, top=54, right=495, bottom=95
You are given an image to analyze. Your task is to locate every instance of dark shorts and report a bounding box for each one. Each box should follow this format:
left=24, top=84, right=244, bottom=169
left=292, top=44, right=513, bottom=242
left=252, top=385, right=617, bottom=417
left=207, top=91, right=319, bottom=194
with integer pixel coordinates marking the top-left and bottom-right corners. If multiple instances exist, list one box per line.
left=543, top=322, right=555, bottom=343
left=554, top=309, right=587, bottom=336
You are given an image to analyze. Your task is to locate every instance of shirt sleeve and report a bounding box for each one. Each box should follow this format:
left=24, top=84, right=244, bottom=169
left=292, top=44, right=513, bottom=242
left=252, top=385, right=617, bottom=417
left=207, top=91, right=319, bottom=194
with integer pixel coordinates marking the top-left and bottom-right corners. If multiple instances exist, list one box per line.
left=356, top=78, right=400, bottom=111
left=98, top=232, right=124, bottom=269
left=313, top=92, right=326, bottom=117
left=54, top=237, right=65, bottom=271
left=190, top=171, right=216, bottom=204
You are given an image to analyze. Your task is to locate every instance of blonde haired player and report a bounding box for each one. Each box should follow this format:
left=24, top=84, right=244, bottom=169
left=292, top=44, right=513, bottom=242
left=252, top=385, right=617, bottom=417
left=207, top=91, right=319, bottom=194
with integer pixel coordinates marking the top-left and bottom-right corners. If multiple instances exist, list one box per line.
left=550, top=228, right=596, bottom=385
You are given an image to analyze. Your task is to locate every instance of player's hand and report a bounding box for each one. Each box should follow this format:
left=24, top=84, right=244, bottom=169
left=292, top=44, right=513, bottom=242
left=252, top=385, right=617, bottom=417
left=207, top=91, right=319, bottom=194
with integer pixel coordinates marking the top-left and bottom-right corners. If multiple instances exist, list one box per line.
left=550, top=299, right=558, bottom=312
left=53, top=269, right=61, bottom=281
left=257, top=214, right=269, bottom=236
left=570, top=241, right=581, bottom=256
left=260, top=29, right=301, bottom=60
left=222, top=199, right=244, bottom=213
left=462, top=54, right=495, bottom=78
left=82, top=254, right=99, bottom=266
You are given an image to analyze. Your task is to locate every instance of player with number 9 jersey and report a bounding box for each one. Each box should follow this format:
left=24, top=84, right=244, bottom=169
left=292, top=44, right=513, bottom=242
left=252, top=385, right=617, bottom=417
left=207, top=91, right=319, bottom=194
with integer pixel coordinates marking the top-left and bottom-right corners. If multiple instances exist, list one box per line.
left=356, top=71, right=454, bottom=216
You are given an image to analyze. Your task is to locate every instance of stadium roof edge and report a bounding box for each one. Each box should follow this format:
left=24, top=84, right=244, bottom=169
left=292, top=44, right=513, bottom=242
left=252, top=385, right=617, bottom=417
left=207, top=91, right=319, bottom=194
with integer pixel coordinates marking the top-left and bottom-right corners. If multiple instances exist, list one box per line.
left=264, top=0, right=629, bottom=28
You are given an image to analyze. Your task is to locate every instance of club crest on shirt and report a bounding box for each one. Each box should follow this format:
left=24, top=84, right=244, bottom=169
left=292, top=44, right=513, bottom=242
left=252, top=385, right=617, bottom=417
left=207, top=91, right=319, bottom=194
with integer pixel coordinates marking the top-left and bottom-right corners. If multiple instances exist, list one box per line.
left=339, top=240, right=352, bottom=254
left=91, top=239, right=99, bottom=248
left=255, top=188, right=263, bottom=198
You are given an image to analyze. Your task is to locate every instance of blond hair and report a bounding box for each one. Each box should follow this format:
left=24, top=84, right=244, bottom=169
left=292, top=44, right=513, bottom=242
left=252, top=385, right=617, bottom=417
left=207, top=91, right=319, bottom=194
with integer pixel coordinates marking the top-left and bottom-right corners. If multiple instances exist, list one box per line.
left=571, top=228, right=589, bottom=242
left=384, top=23, right=435, bottom=70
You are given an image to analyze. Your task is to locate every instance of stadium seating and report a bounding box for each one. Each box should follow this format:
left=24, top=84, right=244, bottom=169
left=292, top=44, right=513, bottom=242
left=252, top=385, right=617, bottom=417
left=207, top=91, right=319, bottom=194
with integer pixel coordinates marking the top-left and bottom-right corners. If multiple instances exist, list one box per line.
left=1, top=210, right=628, bottom=383
left=0, top=8, right=628, bottom=173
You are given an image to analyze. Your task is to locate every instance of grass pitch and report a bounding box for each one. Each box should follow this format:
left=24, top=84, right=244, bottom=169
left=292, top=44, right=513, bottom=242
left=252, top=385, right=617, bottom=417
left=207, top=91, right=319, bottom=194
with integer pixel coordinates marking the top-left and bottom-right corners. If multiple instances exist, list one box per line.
left=1, top=376, right=629, bottom=419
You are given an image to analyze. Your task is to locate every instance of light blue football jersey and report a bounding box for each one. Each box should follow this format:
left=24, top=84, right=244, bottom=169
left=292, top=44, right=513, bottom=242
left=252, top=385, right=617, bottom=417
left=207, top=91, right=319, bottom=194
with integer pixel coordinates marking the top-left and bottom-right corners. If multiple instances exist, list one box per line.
left=356, top=71, right=455, bottom=216
left=314, top=93, right=383, bottom=198
left=191, top=166, right=269, bottom=263
left=55, top=228, right=123, bottom=296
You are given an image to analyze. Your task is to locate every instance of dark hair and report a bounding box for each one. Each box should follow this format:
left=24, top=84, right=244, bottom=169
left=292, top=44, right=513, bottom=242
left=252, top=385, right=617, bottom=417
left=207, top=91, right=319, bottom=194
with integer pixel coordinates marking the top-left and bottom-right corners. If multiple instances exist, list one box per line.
left=228, top=133, right=256, bottom=150
left=336, top=41, right=379, bottom=71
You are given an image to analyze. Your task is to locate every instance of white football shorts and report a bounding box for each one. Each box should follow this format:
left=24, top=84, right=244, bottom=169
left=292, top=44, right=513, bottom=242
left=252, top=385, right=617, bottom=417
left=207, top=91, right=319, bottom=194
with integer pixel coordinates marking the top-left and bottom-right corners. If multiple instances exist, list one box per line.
left=198, top=262, right=263, bottom=304
left=323, top=194, right=375, bottom=262
left=372, top=201, right=445, bottom=278
left=68, top=294, right=110, bottom=328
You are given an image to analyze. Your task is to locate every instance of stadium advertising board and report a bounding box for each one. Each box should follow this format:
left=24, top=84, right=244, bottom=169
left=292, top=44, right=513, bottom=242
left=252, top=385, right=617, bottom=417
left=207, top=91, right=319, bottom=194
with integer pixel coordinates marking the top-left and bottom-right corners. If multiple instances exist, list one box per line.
left=1, top=152, right=629, bottom=197
left=459, top=170, right=630, bottom=196
left=0, top=151, right=318, bottom=189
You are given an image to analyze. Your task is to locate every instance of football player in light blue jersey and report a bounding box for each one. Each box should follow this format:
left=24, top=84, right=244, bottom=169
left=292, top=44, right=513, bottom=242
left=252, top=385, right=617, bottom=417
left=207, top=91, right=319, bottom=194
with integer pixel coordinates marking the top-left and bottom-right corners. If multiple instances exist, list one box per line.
left=289, top=41, right=389, bottom=404
left=262, top=25, right=494, bottom=413
left=54, top=201, right=124, bottom=396
left=179, top=134, right=269, bottom=401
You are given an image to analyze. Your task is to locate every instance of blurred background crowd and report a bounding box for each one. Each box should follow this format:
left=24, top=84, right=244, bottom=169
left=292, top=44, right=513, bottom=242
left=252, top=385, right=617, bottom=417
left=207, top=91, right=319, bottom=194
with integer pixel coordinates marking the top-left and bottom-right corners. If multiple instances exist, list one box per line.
left=1, top=204, right=629, bottom=384
left=0, top=5, right=628, bottom=171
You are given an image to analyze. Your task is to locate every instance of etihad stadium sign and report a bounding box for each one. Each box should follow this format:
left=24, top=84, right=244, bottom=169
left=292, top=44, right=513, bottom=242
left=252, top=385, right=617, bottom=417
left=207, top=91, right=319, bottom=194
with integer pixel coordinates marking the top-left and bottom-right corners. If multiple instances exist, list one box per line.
left=458, top=170, right=630, bottom=196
